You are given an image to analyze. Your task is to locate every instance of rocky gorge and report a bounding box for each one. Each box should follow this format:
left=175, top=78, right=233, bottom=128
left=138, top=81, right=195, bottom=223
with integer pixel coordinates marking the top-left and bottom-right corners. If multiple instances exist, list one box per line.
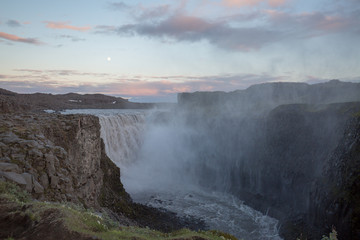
left=0, top=80, right=360, bottom=240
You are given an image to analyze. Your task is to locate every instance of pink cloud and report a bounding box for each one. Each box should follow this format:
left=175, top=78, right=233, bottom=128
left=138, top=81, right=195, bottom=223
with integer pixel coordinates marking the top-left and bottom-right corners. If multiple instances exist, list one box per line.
left=167, top=15, right=212, bottom=32
left=268, top=0, right=286, bottom=7
left=221, top=0, right=287, bottom=7
left=222, top=0, right=262, bottom=7
left=44, top=21, right=91, bottom=32
left=313, top=15, right=349, bottom=31
left=115, top=86, right=159, bottom=96
left=0, top=32, right=42, bottom=45
left=1, top=69, right=290, bottom=101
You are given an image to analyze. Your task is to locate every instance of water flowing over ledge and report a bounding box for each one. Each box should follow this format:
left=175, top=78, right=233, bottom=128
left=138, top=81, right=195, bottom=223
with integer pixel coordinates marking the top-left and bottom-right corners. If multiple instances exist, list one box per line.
left=95, top=109, right=282, bottom=240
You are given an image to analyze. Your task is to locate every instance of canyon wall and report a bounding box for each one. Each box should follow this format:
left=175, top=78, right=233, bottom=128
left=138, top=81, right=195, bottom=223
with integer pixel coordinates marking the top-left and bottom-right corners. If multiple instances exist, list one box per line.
left=0, top=113, right=128, bottom=209
left=177, top=80, right=360, bottom=239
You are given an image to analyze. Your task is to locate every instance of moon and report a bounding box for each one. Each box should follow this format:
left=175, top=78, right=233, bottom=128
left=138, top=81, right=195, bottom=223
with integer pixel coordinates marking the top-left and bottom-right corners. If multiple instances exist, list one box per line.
left=107, top=57, right=111, bottom=62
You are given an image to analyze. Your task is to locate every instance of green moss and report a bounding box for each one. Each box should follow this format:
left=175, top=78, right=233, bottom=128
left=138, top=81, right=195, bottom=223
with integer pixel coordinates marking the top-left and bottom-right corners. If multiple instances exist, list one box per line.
left=60, top=203, right=234, bottom=240
left=353, top=111, right=360, bottom=117
left=0, top=181, right=30, bottom=203
left=321, top=228, right=338, bottom=240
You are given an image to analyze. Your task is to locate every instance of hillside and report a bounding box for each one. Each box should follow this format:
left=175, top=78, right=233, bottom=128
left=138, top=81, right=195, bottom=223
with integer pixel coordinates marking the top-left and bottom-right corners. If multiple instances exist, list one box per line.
left=0, top=89, right=153, bottom=113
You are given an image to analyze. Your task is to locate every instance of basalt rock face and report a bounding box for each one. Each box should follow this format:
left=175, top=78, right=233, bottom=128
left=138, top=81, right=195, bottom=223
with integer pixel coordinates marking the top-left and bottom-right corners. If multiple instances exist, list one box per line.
left=177, top=81, right=360, bottom=239
left=0, top=113, right=114, bottom=208
left=178, top=80, right=360, bottom=115
left=0, top=112, right=139, bottom=231
left=309, top=116, right=360, bottom=239
left=256, top=103, right=360, bottom=239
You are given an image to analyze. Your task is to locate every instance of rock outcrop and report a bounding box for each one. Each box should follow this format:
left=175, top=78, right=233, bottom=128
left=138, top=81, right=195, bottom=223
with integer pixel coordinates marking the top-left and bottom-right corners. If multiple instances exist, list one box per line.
left=0, top=113, right=116, bottom=208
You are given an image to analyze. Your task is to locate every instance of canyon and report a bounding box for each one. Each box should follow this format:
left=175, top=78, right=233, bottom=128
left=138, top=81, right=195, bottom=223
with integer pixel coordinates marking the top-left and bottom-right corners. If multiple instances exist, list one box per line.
left=1, top=80, right=360, bottom=239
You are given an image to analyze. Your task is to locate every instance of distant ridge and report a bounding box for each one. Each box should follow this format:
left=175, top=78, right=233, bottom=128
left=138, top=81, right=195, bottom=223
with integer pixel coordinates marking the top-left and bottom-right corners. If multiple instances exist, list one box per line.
left=0, top=89, right=154, bottom=113
left=178, top=80, right=360, bottom=113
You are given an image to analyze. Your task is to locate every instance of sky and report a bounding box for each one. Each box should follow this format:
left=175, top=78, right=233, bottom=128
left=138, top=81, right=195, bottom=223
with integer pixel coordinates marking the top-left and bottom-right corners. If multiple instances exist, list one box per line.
left=0, top=0, right=359, bottom=102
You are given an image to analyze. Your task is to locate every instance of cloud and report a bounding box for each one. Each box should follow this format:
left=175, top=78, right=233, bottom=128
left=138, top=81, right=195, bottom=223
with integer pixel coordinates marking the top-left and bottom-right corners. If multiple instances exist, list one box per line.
left=137, top=4, right=171, bottom=20
left=1, top=69, right=287, bottom=100
left=97, top=1, right=360, bottom=52
left=264, top=9, right=357, bottom=38
left=44, top=21, right=91, bottom=32
left=0, top=32, right=43, bottom=45
left=112, top=13, right=282, bottom=51
left=6, top=20, right=22, bottom=27
left=221, top=0, right=287, bottom=7
left=59, top=35, right=86, bottom=42
left=94, top=25, right=117, bottom=34
left=108, top=2, right=130, bottom=10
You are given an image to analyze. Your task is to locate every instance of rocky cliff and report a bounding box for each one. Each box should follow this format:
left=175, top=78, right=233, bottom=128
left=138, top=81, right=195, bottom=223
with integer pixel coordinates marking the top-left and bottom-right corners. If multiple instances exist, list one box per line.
left=176, top=80, right=360, bottom=239
left=178, top=80, right=360, bottom=115
left=0, top=113, right=127, bottom=209
left=0, top=112, right=205, bottom=237
left=309, top=114, right=360, bottom=239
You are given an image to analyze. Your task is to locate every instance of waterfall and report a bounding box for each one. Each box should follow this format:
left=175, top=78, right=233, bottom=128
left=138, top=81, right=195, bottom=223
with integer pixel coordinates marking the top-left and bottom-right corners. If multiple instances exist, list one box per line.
left=97, top=110, right=282, bottom=240
left=99, top=113, right=146, bottom=168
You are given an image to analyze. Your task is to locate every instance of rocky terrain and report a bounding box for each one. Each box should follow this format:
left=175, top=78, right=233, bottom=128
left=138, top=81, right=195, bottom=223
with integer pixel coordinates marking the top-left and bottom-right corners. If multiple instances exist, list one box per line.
left=1, top=80, right=359, bottom=239
left=0, top=88, right=154, bottom=113
left=0, top=112, right=208, bottom=239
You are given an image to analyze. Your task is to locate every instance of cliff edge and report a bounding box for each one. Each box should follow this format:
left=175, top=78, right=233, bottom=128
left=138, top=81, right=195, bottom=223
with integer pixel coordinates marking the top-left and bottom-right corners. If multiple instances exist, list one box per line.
left=0, top=112, right=206, bottom=238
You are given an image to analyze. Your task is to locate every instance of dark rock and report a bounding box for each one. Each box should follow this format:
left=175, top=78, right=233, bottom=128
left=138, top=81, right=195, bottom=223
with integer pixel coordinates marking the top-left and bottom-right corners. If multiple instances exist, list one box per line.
left=22, top=173, right=34, bottom=192
left=0, top=162, right=21, bottom=173
left=33, top=179, right=44, bottom=193
left=0, top=171, right=27, bottom=186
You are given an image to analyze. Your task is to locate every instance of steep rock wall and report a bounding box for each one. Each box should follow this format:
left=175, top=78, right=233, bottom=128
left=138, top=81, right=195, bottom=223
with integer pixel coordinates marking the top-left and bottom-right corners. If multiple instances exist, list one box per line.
left=176, top=100, right=360, bottom=239
left=309, top=115, right=360, bottom=239
left=0, top=113, right=120, bottom=208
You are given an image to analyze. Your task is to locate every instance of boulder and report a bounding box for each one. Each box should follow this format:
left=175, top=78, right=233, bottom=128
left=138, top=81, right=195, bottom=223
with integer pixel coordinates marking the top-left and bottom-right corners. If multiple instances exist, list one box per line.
left=33, top=179, right=44, bottom=193
left=0, top=171, right=27, bottom=186
left=0, top=162, right=21, bottom=173
left=50, top=175, right=59, bottom=189
left=21, top=173, right=34, bottom=192
left=0, top=157, right=11, bottom=163
left=40, top=173, right=49, bottom=189
left=0, top=132, right=20, bottom=144
left=45, top=154, right=56, bottom=175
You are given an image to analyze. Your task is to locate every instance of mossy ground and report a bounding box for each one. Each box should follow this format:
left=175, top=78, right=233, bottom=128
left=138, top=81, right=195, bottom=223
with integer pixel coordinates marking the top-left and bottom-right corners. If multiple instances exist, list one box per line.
left=0, top=181, right=237, bottom=240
